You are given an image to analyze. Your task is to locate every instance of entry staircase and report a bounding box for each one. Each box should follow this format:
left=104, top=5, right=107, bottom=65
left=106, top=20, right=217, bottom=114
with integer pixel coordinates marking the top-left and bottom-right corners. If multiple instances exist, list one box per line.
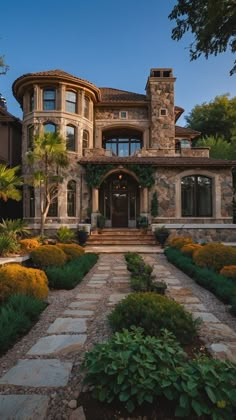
left=86, top=228, right=157, bottom=246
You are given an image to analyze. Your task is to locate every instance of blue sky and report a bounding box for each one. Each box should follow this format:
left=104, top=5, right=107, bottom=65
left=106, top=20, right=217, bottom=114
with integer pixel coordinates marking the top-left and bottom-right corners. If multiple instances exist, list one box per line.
left=1, top=0, right=235, bottom=126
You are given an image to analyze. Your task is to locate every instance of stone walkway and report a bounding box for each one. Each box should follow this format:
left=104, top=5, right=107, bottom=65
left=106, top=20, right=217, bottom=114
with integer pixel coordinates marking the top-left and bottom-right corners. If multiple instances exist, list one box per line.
left=0, top=253, right=236, bottom=420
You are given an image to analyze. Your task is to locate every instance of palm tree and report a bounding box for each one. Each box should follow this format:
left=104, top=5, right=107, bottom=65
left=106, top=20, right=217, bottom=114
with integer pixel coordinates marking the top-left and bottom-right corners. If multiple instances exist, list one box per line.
left=0, top=164, right=22, bottom=202
left=26, top=131, right=69, bottom=236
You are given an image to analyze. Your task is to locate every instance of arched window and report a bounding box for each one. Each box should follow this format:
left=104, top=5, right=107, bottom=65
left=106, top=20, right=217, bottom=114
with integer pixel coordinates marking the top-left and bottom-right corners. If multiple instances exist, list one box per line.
left=66, top=91, right=77, bottom=113
left=82, top=130, right=89, bottom=154
left=67, top=180, right=76, bottom=217
left=44, top=123, right=56, bottom=133
left=181, top=175, right=212, bottom=217
left=84, top=96, right=89, bottom=119
left=103, top=129, right=142, bottom=157
left=66, top=125, right=75, bottom=151
left=43, top=88, right=56, bottom=110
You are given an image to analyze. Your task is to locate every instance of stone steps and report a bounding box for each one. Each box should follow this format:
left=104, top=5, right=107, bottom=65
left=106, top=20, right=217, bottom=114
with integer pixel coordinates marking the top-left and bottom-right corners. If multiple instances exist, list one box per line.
left=87, top=228, right=156, bottom=246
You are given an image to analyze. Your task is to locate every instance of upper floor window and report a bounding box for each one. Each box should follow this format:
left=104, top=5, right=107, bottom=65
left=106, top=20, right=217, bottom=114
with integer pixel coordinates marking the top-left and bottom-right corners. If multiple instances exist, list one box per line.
left=66, top=91, right=77, bottom=113
left=84, top=96, right=90, bottom=119
left=27, top=125, right=34, bottom=150
left=103, top=129, right=142, bottom=157
left=44, top=123, right=56, bottom=133
left=43, top=88, right=56, bottom=110
left=181, top=175, right=212, bottom=217
left=66, top=125, right=75, bottom=151
left=29, top=91, right=34, bottom=112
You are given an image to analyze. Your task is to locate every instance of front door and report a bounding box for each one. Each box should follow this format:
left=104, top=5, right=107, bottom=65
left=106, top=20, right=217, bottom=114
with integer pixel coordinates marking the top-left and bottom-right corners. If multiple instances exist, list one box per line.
left=112, top=192, right=128, bottom=227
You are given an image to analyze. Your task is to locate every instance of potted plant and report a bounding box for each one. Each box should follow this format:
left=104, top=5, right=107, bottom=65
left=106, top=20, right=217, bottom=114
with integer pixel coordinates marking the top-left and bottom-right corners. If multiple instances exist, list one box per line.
left=154, top=226, right=170, bottom=248
left=77, top=226, right=88, bottom=246
left=137, top=216, right=148, bottom=232
left=97, top=213, right=105, bottom=233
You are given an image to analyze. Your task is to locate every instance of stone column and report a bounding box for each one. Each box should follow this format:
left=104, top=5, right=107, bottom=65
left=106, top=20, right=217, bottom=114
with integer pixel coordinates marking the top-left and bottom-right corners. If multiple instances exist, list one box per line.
left=33, top=84, right=38, bottom=111
left=60, top=84, right=66, bottom=112
left=58, top=182, right=67, bottom=221
left=140, top=187, right=149, bottom=217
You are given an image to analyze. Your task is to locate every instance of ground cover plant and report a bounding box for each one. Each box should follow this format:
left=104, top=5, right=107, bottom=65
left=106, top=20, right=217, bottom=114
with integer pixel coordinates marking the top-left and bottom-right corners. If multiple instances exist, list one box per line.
left=108, top=292, right=199, bottom=345
left=165, top=246, right=236, bottom=314
left=0, top=294, right=47, bottom=355
left=125, top=252, right=167, bottom=294
left=45, top=253, right=98, bottom=289
left=82, top=327, right=236, bottom=419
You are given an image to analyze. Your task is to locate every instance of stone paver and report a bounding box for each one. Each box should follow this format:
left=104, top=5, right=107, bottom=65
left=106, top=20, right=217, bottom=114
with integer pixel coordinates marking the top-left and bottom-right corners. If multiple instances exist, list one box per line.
left=0, top=359, right=72, bottom=387
left=27, top=334, right=87, bottom=355
left=0, top=394, right=49, bottom=420
left=192, top=312, right=220, bottom=323
left=69, top=301, right=96, bottom=309
left=76, top=293, right=101, bottom=299
left=47, top=318, right=87, bottom=334
left=63, top=309, right=94, bottom=317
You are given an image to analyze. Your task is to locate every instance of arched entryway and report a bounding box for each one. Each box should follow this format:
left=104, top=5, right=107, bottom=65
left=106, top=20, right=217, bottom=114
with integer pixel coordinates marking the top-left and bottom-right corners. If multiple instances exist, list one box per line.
left=99, top=171, right=140, bottom=228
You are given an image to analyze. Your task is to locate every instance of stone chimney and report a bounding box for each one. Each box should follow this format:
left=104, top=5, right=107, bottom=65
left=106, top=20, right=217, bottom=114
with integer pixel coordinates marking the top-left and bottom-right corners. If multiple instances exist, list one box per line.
left=0, top=93, right=7, bottom=110
left=146, top=68, right=176, bottom=150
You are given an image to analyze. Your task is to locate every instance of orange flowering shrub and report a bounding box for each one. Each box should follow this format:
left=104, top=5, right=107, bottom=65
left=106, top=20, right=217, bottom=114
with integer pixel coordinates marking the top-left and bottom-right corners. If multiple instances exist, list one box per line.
left=56, top=243, right=84, bottom=261
left=30, top=245, right=67, bottom=267
left=19, top=238, right=40, bottom=253
left=0, top=263, right=48, bottom=302
left=181, top=244, right=202, bottom=257
left=193, top=243, right=236, bottom=272
left=220, top=266, right=236, bottom=281
left=168, top=236, right=193, bottom=249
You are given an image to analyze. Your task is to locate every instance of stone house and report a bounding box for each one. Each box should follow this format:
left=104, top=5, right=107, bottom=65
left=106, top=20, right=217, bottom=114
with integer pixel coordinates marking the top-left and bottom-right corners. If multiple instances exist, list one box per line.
left=12, top=68, right=236, bottom=240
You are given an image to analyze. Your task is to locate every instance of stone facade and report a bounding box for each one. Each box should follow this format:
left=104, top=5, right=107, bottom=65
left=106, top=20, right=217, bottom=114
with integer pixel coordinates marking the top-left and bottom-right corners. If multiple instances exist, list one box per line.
left=11, top=68, right=236, bottom=236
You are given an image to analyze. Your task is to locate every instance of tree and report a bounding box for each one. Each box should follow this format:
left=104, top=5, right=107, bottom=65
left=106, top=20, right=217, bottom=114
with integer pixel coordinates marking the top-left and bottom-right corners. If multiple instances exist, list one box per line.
left=185, top=94, right=236, bottom=141
left=169, top=0, right=236, bottom=75
left=0, top=55, right=9, bottom=75
left=196, top=135, right=236, bottom=160
left=0, top=164, right=22, bottom=202
left=26, top=131, right=69, bottom=236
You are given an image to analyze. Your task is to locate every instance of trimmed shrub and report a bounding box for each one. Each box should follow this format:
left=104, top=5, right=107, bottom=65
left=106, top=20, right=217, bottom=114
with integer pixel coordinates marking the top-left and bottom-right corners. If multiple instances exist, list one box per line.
left=30, top=245, right=67, bottom=267
left=19, top=238, right=40, bottom=253
left=168, top=236, right=193, bottom=249
left=181, top=243, right=202, bottom=257
left=220, top=265, right=236, bottom=282
left=82, top=327, right=187, bottom=413
left=108, top=292, right=199, bottom=345
left=193, top=243, right=236, bottom=272
left=0, top=294, right=46, bottom=355
left=56, top=243, right=84, bottom=261
left=46, top=253, right=98, bottom=289
left=0, top=263, right=48, bottom=302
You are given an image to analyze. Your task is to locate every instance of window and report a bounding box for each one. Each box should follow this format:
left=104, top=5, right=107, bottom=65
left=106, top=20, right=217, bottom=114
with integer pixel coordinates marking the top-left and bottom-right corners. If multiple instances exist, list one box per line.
left=44, top=123, right=56, bottom=133
left=84, top=96, right=89, bottom=119
left=160, top=108, right=167, bottom=116
left=103, top=129, right=142, bottom=157
left=181, top=175, right=212, bottom=217
left=29, top=91, right=34, bottom=111
left=66, top=91, right=77, bottom=113
left=83, top=130, right=89, bottom=152
left=29, top=186, right=35, bottom=217
left=48, top=197, right=58, bottom=217
left=27, top=125, right=34, bottom=150
left=67, top=180, right=76, bottom=217
left=66, top=125, right=75, bottom=151
left=119, top=111, right=128, bottom=119
left=43, top=89, right=56, bottom=110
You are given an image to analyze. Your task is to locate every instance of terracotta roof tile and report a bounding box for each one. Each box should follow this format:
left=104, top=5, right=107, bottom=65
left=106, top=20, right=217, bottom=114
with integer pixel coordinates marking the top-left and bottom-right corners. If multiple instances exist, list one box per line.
left=175, top=125, right=200, bottom=138
left=99, top=87, right=147, bottom=103
left=78, top=156, right=236, bottom=167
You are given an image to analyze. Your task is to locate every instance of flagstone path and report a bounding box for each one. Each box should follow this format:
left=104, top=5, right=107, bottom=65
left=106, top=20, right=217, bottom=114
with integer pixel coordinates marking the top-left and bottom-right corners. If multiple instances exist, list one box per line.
left=0, top=252, right=236, bottom=420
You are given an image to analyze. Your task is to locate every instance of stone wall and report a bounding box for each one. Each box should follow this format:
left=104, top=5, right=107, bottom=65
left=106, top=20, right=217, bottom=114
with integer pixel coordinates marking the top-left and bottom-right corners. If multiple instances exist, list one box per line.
left=152, top=224, right=236, bottom=242
left=95, top=107, right=148, bottom=120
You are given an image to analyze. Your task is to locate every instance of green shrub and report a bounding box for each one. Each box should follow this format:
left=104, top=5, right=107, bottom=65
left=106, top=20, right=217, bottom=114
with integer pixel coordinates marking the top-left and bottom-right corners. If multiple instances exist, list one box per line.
left=56, top=243, right=84, bottom=261
left=108, top=292, right=199, bottom=345
left=165, top=247, right=236, bottom=310
left=82, top=327, right=187, bottom=413
left=56, top=225, right=75, bottom=243
left=0, top=263, right=48, bottom=303
left=193, top=243, right=236, bottom=272
left=30, top=245, right=67, bottom=267
left=46, top=253, right=98, bottom=289
left=0, top=233, right=19, bottom=256
left=0, top=294, right=46, bottom=355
